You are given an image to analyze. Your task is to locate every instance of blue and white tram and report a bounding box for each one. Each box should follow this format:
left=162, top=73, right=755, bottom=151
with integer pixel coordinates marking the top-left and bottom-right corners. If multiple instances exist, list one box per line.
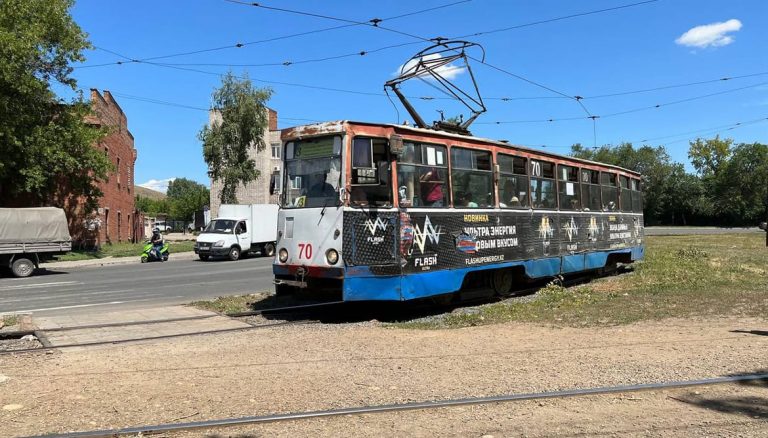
left=273, top=121, right=644, bottom=301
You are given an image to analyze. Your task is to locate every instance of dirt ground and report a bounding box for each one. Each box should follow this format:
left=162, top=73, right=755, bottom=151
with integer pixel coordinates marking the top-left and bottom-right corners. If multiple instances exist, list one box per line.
left=1, top=316, right=767, bottom=437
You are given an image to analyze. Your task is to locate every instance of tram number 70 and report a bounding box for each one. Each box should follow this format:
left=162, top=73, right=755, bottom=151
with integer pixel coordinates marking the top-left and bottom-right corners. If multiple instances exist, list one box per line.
left=298, top=243, right=313, bottom=259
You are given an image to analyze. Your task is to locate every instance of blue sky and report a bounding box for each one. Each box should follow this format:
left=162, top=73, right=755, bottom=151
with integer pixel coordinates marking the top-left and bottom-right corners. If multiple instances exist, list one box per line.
left=59, top=0, right=768, bottom=191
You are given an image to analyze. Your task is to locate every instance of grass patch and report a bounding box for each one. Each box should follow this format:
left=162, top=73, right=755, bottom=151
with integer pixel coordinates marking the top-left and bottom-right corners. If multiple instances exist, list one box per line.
left=1, top=315, right=19, bottom=327
left=56, top=241, right=196, bottom=262
left=399, top=234, right=768, bottom=329
left=189, top=294, right=268, bottom=314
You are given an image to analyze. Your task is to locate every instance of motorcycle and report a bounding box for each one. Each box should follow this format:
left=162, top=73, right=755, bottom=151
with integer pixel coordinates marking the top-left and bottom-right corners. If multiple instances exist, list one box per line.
left=140, top=240, right=169, bottom=263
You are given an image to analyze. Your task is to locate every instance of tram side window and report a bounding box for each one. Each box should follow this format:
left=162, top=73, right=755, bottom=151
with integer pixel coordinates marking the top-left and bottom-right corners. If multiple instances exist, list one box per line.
left=530, top=160, right=556, bottom=209
left=451, top=147, right=493, bottom=208
left=620, top=176, right=632, bottom=212
left=601, top=172, right=619, bottom=211
left=631, top=178, right=643, bottom=213
left=498, top=154, right=528, bottom=208
left=396, top=142, right=448, bottom=207
left=350, top=137, right=391, bottom=207
left=558, top=165, right=580, bottom=210
left=581, top=169, right=601, bottom=211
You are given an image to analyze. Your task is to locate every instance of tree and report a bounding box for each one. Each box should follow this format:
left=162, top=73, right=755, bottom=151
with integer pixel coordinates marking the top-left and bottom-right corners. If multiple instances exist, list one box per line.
left=711, top=142, right=768, bottom=225
left=166, top=178, right=209, bottom=222
left=135, top=195, right=171, bottom=218
left=199, top=72, right=273, bottom=204
left=0, top=0, right=111, bottom=210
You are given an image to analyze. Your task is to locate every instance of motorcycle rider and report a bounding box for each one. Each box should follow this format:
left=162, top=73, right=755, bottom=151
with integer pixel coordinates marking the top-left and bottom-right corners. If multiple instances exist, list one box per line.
left=150, top=227, right=164, bottom=261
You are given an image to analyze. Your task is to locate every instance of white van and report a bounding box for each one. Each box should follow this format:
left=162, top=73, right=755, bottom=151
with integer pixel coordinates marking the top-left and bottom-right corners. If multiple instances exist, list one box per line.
left=194, top=204, right=278, bottom=261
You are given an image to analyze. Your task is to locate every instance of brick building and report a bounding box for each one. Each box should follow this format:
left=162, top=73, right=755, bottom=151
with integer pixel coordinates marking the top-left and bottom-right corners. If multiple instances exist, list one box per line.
left=83, top=89, right=140, bottom=246
left=209, top=108, right=281, bottom=217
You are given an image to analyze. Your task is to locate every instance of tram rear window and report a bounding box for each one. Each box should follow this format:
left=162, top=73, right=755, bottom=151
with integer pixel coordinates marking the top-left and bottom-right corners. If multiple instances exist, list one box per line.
left=631, top=178, right=643, bottom=213
left=601, top=172, right=618, bottom=211
left=581, top=169, right=601, bottom=212
left=620, top=176, right=632, bottom=212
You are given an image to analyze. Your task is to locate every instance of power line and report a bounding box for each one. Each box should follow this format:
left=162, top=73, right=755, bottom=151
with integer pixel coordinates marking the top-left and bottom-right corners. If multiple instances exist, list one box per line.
left=106, top=91, right=320, bottom=123
left=514, top=116, right=768, bottom=150
left=147, top=62, right=385, bottom=96
left=454, top=0, right=659, bottom=39
left=77, top=0, right=470, bottom=69
left=477, top=80, right=768, bottom=124
left=77, top=0, right=656, bottom=70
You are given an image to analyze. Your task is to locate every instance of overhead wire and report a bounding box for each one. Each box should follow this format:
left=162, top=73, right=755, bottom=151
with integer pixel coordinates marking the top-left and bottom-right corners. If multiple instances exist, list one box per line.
left=519, top=116, right=768, bottom=150
left=77, top=0, right=656, bottom=70
left=76, top=0, right=471, bottom=69
left=476, top=80, right=768, bottom=124
left=105, top=91, right=320, bottom=123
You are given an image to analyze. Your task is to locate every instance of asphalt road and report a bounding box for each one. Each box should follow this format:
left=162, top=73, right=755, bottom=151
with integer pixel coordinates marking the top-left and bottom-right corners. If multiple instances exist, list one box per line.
left=644, top=226, right=762, bottom=235
left=0, top=256, right=275, bottom=316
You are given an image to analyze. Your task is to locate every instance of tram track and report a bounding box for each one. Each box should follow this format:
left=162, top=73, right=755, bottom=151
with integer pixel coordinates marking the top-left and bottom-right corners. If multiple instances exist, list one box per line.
left=26, top=372, right=768, bottom=438
left=0, top=300, right=348, bottom=356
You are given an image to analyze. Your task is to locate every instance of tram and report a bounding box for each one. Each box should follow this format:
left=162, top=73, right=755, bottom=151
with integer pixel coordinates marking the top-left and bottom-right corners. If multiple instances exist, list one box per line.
left=273, top=120, right=644, bottom=301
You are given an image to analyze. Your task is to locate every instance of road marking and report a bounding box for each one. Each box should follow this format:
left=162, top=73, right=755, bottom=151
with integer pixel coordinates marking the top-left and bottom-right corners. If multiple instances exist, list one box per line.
left=0, top=289, right=137, bottom=304
left=0, top=281, right=81, bottom=291
left=9, top=299, right=159, bottom=313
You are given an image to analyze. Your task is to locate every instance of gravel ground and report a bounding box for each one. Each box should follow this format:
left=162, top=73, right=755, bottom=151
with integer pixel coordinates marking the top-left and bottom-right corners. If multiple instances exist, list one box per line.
left=0, top=337, right=41, bottom=352
left=0, top=316, right=766, bottom=437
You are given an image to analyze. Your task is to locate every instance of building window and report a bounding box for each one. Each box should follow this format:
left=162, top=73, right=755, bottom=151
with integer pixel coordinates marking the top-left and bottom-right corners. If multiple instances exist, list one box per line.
left=271, top=143, right=281, bottom=159
left=116, top=157, right=121, bottom=190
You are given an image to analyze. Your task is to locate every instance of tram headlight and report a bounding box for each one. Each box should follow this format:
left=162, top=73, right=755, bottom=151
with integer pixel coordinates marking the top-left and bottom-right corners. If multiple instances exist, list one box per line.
left=278, top=248, right=288, bottom=263
left=325, top=249, right=339, bottom=265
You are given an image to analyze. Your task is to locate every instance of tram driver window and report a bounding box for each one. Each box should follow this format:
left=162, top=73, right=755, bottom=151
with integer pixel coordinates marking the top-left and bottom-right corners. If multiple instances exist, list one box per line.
left=350, top=137, right=391, bottom=207
left=601, top=172, right=619, bottom=211
left=451, top=147, right=493, bottom=208
left=530, top=160, right=556, bottom=209
left=396, top=142, right=448, bottom=208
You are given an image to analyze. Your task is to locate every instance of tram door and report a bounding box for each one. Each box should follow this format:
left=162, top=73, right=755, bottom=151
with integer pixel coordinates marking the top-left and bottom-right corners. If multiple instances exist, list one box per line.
left=347, top=137, right=400, bottom=273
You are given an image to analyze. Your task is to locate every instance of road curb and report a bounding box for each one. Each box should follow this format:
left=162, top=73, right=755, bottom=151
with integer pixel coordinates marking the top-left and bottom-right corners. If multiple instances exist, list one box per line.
left=41, top=251, right=198, bottom=269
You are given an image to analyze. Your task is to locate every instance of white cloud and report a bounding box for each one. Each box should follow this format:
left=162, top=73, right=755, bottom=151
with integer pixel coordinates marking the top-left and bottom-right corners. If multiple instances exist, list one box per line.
left=397, top=53, right=465, bottom=80
left=138, top=178, right=176, bottom=193
left=675, top=19, right=742, bottom=48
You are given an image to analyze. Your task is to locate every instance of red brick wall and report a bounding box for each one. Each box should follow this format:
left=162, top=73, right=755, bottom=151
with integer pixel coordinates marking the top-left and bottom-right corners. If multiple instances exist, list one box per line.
left=268, top=108, right=278, bottom=131
left=89, top=90, right=138, bottom=245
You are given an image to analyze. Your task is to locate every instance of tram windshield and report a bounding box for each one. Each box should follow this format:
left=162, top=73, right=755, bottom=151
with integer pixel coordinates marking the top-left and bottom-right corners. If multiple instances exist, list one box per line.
left=282, top=136, right=342, bottom=209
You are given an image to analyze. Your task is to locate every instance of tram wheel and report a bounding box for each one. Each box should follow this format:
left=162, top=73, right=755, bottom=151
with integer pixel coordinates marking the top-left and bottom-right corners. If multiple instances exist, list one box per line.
left=491, top=269, right=514, bottom=296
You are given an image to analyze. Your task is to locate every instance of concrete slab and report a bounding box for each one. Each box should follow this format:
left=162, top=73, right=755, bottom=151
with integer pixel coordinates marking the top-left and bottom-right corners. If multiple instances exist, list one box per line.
left=33, top=305, right=250, bottom=347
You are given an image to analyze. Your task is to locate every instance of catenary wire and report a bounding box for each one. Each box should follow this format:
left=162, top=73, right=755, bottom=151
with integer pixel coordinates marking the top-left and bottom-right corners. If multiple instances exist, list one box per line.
left=77, top=0, right=656, bottom=70
left=76, top=0, right=472, bottom=69
left=477, top=80, right=768, bottom=124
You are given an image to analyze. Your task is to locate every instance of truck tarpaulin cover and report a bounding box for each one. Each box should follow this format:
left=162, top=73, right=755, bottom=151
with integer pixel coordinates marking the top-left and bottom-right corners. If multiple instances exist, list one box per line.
left=0, top=208, right=71, bottom=243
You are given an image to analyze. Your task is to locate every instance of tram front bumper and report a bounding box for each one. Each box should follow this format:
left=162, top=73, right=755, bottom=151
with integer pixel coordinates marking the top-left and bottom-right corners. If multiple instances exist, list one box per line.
left=273, top=278, right=308, bottom=288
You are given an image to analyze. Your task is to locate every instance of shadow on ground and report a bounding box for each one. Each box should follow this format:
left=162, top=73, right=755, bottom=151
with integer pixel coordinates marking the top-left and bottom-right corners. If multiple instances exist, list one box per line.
left=731, top=329, right=768, bottom=337
left=670, top=370, right=768, bottom=421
